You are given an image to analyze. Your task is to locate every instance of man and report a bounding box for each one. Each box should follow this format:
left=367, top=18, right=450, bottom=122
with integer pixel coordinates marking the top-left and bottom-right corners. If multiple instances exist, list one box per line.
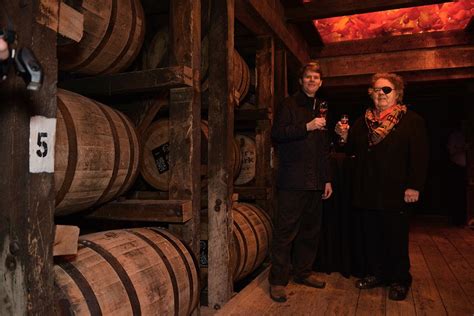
left=269, top=61, right=333, bottom=303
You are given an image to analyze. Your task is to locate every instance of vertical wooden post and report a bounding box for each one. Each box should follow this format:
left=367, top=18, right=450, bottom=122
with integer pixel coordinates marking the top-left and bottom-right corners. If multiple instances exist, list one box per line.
left=168, top=0, right=202, bottom=258
left=207, top=0, right=235, bottom=308
left=0, top=0, right=57, bottom=314
left=274, top=44, right=288, bottom=107
left=271, top=44, right=288, bottom=217
left=255, top=36, right=274, bottom=212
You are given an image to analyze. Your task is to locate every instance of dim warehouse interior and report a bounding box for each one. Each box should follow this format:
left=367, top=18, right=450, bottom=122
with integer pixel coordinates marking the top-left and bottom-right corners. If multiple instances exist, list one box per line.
left=1, top=0, right=473, bottom=315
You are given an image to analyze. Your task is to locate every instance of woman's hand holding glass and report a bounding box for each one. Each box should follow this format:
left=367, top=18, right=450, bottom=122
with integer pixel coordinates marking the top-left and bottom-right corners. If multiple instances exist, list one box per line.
left=335, top=114, right=350, bottom=144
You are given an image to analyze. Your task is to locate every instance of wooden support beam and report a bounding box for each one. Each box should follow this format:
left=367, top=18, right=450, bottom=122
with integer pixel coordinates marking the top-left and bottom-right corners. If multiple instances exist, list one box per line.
left=286, top=0, right=454, bottom=22
left=58, top=66, right=193, bottom=96
left=255, top=36, right=274, bottom=212
left=127, top=190, right=169, bottom=200
left=235, top=0, right=270, bottom=36
left=207, top=0, right=235, bottom=308
left=168, top=2, right=202, bottom=300
left=274, top=45, right=288, bottom=105
left=312, top=30, right=474, bottom=58
left=136, top=94, right=168, bottom=136
left=235, top=0, right=310, bottom=64
left=58, top=2, right=83, bottom=42
left=1, top=1, right=57, bottom=314
left=86, top=200, right=193, bottom=222
left=233, top=186, right=271, bottom=200
left=318, top=46, right=474, bottom=79
left=322, top=67, right=474, bottom=87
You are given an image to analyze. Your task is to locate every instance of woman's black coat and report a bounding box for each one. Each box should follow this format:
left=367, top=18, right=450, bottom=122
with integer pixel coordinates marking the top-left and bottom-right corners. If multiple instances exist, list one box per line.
left=346, top=109, right=429, bottom=211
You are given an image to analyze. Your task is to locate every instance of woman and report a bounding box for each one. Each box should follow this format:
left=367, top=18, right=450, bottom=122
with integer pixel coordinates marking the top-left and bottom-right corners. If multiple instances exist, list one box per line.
left=336, top=73, right=428, bottom=301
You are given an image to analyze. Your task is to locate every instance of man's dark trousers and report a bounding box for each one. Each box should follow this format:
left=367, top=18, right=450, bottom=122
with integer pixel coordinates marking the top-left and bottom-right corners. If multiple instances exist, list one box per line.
left=269, top=189, right=323, bottom=285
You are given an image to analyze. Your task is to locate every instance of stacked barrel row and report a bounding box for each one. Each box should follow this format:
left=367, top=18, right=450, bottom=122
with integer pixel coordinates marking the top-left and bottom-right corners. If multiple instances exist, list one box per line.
left=54, top=2, right=266, bottom=315
left=142, top=29, right=251, bottom=105
left=140, top=120, right=257, bottom=191
left=54, top=228, right=199, bottom=315
left=58, top=0, right=145, bottom=75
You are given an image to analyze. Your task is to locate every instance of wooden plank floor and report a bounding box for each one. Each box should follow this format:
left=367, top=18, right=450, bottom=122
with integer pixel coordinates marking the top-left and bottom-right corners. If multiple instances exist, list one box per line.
left=202, top=221, right=474, bottom=316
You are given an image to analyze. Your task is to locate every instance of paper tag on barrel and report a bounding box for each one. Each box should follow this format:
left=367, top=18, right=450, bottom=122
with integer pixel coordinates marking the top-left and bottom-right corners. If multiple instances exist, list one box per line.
left=234, top=134, right=256, bottom=185
left=29, top=116, right=56, bottom=173
left=152, top=142, right=170, bottom=174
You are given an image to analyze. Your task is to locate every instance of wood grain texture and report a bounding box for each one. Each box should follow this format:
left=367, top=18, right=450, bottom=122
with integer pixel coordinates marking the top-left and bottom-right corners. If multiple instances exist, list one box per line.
left=211, top=222, right=473, bottom=315
left=58, top=0, right=145, bottom=75
left=322, top=67, right=474, bottom=87
left=55, top=89, right=139, bottom=215
left=53, top=225, right=80, bottom=256
left=430, top=228, right=474, bottom=305
left=255, top=36, right=274, bottom=211
left=54, top=228, right=199, bottom=315
left=413, top=227, right=473, bottom=314
left=58, top=66, right=193, bottom=96
left=235, top=0, right=310, bottom=64
left=319, top=46, right=474, bottom=78
left=168, top=5, right=202, bottom=313
left=207, top=0, right=235, bottom=307
left=58, top=2, right=83, bottom=42
left=313, top=30, right=474, bottom=58
left=0, top=1, right=57, bottom=314
left=286, top=0, right=453, bottom=22
left=86, top=199, right=193, bottom=222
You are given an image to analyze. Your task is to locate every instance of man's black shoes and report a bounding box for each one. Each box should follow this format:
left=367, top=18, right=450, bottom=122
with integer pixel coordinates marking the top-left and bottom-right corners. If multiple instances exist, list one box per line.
left=294, top=273, right=326, bottom=289
left=355, top=276, right=384, bottom=289
left=388, top=283, right=410, bottom=301
left=269, top=285, right=287, bottom=303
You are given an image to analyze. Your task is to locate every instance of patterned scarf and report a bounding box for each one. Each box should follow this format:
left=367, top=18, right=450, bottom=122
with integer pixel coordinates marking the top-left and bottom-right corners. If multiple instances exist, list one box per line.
left=365, top=104, right=407, bottom=146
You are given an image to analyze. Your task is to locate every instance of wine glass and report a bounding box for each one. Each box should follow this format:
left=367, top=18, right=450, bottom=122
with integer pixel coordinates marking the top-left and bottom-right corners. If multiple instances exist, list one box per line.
left=338, top=114, right=349, bottom=145
left=318, top=101, right=328, bottom=130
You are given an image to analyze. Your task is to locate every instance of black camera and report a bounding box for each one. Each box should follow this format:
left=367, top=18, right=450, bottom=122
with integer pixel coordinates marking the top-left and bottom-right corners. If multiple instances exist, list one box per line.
left=1, top=28, right=43, bottom=91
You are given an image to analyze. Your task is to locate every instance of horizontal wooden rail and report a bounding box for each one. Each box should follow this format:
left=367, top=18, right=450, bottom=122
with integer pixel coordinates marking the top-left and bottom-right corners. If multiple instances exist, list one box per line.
left=86, top=199, right=193, bottom=223
left=59, top=66, right=193, bottom=96
left=233, top=186, right=271, bottom=200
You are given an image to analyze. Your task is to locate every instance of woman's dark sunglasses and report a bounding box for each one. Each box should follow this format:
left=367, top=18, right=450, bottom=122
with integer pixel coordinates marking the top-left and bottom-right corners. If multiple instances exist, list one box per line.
left=372, top=86, right=393, bottom=94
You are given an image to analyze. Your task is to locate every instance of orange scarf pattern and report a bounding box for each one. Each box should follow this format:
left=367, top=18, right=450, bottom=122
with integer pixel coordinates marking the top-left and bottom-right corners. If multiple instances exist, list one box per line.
left=365, top=104, right=407, bottom=146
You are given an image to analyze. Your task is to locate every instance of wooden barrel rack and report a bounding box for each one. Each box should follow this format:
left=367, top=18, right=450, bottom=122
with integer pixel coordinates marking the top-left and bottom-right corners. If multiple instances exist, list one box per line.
left=54, top=228, right=200, bottom=316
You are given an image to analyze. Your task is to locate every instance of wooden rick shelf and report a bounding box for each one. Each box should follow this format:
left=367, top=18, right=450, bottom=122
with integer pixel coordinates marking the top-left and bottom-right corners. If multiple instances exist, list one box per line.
left=86, top=199, right=193, bottom=223
left=59, top=66, right=193, bottom=96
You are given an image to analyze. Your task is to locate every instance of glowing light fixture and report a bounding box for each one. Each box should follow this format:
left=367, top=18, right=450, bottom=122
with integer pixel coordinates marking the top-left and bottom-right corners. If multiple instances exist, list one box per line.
left=312, top=1, right=474, bottom=43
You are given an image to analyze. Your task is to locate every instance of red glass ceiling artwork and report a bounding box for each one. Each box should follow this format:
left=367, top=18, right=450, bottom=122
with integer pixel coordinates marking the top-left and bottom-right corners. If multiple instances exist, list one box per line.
left=312, top=0, right=474, bottom=43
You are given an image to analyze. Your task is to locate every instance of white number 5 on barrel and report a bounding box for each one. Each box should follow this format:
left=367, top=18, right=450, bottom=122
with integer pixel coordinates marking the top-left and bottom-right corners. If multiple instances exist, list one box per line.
left=29, top=116, right=56, bottom=173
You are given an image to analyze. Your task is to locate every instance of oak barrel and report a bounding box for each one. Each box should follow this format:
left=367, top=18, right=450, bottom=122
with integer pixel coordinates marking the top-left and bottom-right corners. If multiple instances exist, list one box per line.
left=231, top=203, right=272, bottom=281
left=142, top=25, right=169, bottom=69
left=140, top=119, right=241, bottom=191
left=201, top=47, right=250, bottom=104
left=200, top=203, right=272, bottom=281
left=232, top=51, right=250, bottom=104
left=58, top=0, right=145, bottom=75
left=234, top=134, right=256, bottom=185
left=54, top=228, right=199, bottom=316
left=55, top=89, right=139, bottom=215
